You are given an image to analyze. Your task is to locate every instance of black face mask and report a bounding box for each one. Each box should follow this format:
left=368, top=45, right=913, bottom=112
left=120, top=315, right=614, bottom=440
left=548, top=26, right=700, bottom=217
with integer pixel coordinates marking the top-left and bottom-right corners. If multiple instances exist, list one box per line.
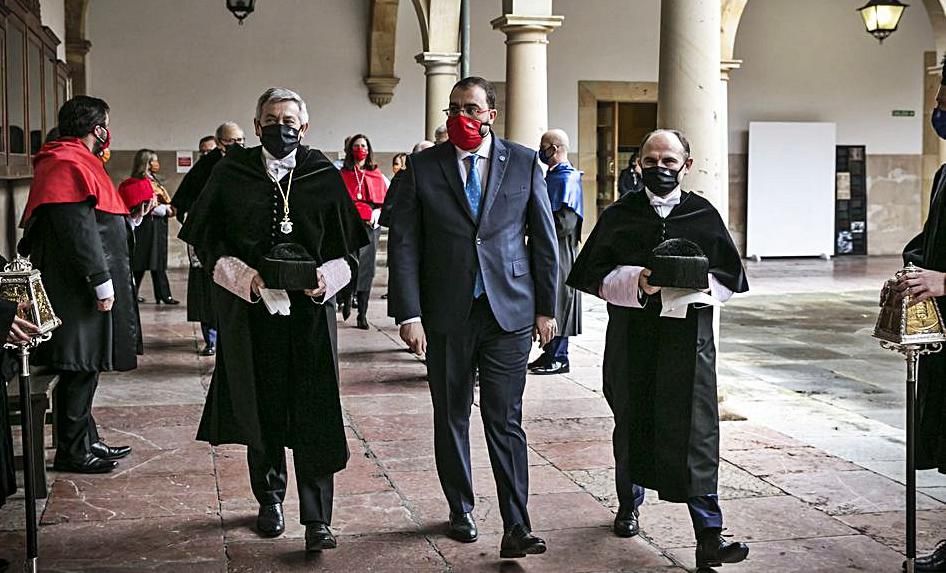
left=259, top=124, right=300, bottom=159
left=223, top=142, right=243, bottom=155
left=641, top=165, right=682, bottom=197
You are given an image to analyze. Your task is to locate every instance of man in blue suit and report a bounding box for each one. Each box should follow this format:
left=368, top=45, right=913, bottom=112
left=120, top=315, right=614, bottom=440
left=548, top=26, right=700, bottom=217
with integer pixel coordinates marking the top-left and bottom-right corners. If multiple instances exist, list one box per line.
left=388, top=76, right=558, bottom=559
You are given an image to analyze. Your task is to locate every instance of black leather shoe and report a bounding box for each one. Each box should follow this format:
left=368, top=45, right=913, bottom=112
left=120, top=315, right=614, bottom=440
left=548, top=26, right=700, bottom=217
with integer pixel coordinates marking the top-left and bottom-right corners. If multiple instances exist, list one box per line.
left=447, top=512, right=478, bottom=543
left=356, top=315, right=370, bottom=330
left=199, top=345, right=216, bottom=356
left=305, top=522, right=337, bottom=552
left=613, top=507, right=640, bottom=538
left=528, top=355, right=552, bottom=370
left=136, top=296, right=145, bottom=303
left=500, top=524, right=546, bottom=558
left=696, top=530, right=749, bottom=568
left=530, top=361, right=569, bottom=375
left=339, top=299, right=351, bottom=320
left=256, top=503, right=285, bottom=538
left=90, top=441, right=132, bottom=461
left=52, top=454, right=118, bottom=474
left=913, top=539, right=946, bottom=571
left=158, top=297, right=180, bottom=305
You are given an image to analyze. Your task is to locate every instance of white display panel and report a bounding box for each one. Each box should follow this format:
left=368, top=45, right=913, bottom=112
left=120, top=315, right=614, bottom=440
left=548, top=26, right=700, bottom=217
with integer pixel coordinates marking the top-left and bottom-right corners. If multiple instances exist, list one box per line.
left=746, top=122, right=837, bottom=259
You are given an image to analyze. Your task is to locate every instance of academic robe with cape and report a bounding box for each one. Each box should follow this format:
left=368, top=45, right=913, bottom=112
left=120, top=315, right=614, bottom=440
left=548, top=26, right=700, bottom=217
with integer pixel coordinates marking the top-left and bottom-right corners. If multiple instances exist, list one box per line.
left=567, top=190, right=748, bottom=501
left=547, top=162, right=583, bottom=337
left=172, top=149, right=223, bottom=324
left=341, top=168, right=387, bottom=293
left=904, top=163, right=946, bottom=472
left=18, top=139, right=138, bottom=373
left=179, top=145, right=368, bottom=477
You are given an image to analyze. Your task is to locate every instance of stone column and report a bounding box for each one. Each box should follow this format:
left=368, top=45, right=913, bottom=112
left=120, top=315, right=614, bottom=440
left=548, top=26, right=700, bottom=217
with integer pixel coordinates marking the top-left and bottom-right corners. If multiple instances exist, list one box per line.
left=491, top=2, right=562, bottom=147
left=416, top=52, right=461, bottom=141
left=719, top=60, right=742, bottom=227
left=657, top=0, right=723, bottom=208
left=66, top=39, right=91, bottom=96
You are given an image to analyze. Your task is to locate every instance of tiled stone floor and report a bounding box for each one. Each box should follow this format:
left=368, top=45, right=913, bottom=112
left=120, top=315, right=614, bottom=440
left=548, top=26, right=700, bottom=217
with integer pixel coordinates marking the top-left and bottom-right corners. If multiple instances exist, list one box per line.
left=0, top=255, right=940, bottom=572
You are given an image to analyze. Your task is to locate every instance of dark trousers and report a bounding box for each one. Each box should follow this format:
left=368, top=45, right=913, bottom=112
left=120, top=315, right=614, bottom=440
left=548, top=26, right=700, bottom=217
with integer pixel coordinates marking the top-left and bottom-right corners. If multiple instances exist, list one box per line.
left=134, top=270, right=173, bottom=301
left=247, top=441, right=334, bottom=525
left=355, top=290, right=370, bottom=320
left=626, top=483, right=723, bottom=537
left=425, top=297, right=533, bottom=530
left=54, top=371, right=100, bottom=463
left=539, top=336, right=569, bottom=363
left=200, top=323, right=217, bottom=347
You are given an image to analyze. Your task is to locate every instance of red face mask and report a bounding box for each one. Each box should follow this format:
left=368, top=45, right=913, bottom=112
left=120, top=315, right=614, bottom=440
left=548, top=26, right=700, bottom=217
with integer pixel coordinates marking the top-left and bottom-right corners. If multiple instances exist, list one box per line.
left=447, top=115, right=487, bottom=151
left=352, top=147, right=369, bottom=162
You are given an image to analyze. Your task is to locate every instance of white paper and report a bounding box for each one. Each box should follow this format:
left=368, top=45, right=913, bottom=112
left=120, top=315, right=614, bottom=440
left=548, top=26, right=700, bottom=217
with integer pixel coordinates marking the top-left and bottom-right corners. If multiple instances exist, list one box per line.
left=659, top=288, right=720, bottom=319
left=259, top=288, right=291, bottom=315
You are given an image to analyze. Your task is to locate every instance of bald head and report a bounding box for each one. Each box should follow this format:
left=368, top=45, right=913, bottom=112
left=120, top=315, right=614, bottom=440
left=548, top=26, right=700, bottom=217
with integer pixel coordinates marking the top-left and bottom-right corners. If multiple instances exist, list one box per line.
left=412, top=140, right=435, bottom=154
left=540, top=128, right=571, bottom=167
left=638, top=129, right=694, bottom=195
left=215, top=121, right=245, bottom=154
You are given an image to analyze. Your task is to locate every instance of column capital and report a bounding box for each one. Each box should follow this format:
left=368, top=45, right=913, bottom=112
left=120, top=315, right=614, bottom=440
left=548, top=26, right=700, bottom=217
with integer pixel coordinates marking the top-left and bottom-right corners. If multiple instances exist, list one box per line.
left=415, top=51, right=461, bottom=75
left=66, top=39, right=92, bottom=56
left=720, top=59, right=743, bottom=82
left=363, top=75, right=401, bottom=108
left=928, top=64, right=944, bottom=78
left=490, top=14, right=563, bottom=35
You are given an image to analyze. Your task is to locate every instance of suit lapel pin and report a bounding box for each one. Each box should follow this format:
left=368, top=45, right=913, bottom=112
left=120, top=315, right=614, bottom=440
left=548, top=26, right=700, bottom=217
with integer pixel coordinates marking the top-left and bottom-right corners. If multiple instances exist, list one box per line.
left=499, top=155, right=506, bottom=162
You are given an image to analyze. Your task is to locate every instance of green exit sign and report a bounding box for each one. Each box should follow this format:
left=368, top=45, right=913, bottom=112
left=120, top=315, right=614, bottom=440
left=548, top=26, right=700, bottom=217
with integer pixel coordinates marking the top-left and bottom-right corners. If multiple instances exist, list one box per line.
left=892, top=110, right=916, bottom=117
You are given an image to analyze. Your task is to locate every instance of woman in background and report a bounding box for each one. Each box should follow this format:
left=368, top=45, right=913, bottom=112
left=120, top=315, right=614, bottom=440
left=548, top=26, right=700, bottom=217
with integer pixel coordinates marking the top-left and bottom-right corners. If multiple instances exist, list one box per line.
left=339, top=134, right=388, bottom=330
left=124, top=150, right=178, bottom=304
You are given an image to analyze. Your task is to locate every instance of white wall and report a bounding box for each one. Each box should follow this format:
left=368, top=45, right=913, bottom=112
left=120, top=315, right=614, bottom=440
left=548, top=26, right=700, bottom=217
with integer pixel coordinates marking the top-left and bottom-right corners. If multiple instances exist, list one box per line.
left=39, top=0, right=65, bottom=60
left=88, top=0, right=426, bottom=152
left=86, top=0, right=658, bottom=153
left=729, top=0, right=934, bottom=155
left=86, top=0, right=934, bottom=158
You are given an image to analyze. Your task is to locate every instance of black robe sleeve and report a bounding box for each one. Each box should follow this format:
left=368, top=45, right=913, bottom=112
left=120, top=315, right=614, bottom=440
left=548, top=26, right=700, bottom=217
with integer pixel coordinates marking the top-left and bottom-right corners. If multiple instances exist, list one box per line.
left=904, top=165, right=946, bottom=266
left=23, top=201, right=111, bottom=292
left=554, top=207, right=580, bottom=240
left=378, top=170, right=404, bottom=229
left=566, top=206, right=622, bottom=297
left=178, top=164, right=229, bottom=270
left=172, top=149, right=221, bottom=223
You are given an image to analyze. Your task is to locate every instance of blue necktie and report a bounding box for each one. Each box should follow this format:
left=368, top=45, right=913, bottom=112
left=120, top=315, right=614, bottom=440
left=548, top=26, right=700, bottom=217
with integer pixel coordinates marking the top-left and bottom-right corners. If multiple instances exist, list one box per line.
left=465, top=155, right=485, bottom=298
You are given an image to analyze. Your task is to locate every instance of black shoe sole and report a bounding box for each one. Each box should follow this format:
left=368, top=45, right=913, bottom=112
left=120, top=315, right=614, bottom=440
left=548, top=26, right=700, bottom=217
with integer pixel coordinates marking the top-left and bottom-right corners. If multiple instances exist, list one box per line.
left=447, top=530, right=478, bottom=543
left=52, top=462, right=117, bottom=474
left=500, top=544, right=546, bottom=559
left=305, top=538, right=337, bottom=552
left=613, top=527, right=639, bottom=538
left=697, top=547, right=749, bottom=568
left=531, top=367, right=570, bottom=376
left=93, top=450, right=132, bottom=461
left=256, top=527, right=285, bottom=539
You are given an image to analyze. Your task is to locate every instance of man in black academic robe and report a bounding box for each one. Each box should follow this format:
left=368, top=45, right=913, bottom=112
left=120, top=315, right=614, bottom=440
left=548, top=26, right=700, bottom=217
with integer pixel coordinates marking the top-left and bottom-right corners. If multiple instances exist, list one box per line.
left=531, top=129, right=582, bottom=375
left=172, top=122, right=245, bottom=356
left=180, top=88, right=367, bottom=553
left=568, top=129, right=750, bottom=570
left=898, top=63, right=946, bottom=572
left=18, top=96, right=135, bottom=475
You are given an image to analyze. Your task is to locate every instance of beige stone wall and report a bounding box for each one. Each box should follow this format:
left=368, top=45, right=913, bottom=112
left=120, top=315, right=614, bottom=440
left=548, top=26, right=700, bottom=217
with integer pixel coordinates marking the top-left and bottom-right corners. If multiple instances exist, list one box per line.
left=866, top=155, right=923, bottom=256
left=727, top=153, right=924, bottom=257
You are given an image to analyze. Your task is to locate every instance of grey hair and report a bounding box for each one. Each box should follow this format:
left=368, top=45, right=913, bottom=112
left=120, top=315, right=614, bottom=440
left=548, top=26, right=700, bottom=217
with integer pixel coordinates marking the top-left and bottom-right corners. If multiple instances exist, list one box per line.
left=215, top=121, right=242, bottom=140
left=255, top=87, right=309, bottom=124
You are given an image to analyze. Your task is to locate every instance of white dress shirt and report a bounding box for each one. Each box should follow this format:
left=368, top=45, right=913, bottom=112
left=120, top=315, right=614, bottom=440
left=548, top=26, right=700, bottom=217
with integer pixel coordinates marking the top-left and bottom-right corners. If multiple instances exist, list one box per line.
left=262, top=147, right=298, bottom=181
left=456, top=132, right=492, bottom=191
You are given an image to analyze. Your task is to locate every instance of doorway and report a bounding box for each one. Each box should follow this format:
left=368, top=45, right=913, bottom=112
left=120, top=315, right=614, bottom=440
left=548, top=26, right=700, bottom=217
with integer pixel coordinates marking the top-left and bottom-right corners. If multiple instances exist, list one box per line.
left=595, top=101, right=658, bottom=215
left=578, top=81, right=658, bottom=233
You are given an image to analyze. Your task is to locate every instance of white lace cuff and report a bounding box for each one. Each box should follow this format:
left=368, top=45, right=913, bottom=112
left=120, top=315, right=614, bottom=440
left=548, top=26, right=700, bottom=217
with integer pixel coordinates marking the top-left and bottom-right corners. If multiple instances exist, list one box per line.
left=599, top=266, right=645, bottom=308
left=318, top=257, right=351, bottom=301
left=212, top=256, right=259, bottom=303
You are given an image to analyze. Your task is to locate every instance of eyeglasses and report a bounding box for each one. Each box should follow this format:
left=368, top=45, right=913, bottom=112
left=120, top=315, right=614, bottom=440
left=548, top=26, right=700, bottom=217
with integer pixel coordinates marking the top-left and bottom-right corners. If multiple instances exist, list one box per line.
left=219, top=137, right=245, bottom=145
left=443, top=105, right=489, bottom=118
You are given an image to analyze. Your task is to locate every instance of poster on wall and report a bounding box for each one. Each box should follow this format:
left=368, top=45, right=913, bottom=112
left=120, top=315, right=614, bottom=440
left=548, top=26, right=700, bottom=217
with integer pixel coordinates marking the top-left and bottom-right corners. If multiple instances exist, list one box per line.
left=836, top=172, right=851, bottom=200
left=176, top=151, right=193, bottom=174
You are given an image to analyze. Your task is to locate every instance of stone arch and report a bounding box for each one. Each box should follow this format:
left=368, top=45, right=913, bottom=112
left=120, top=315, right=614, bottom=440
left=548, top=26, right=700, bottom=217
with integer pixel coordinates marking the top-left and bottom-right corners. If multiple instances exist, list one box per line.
left=410, top=0, right=460, bottom=53
left=65, top=0, right=91, bottom=95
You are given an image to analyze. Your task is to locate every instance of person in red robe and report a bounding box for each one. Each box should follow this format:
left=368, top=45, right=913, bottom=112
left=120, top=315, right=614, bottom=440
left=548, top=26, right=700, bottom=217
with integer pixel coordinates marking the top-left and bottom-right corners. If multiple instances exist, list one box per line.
left=339, top=133, right=388, bottom=329
left=18, top=96, right=136, bottom=474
